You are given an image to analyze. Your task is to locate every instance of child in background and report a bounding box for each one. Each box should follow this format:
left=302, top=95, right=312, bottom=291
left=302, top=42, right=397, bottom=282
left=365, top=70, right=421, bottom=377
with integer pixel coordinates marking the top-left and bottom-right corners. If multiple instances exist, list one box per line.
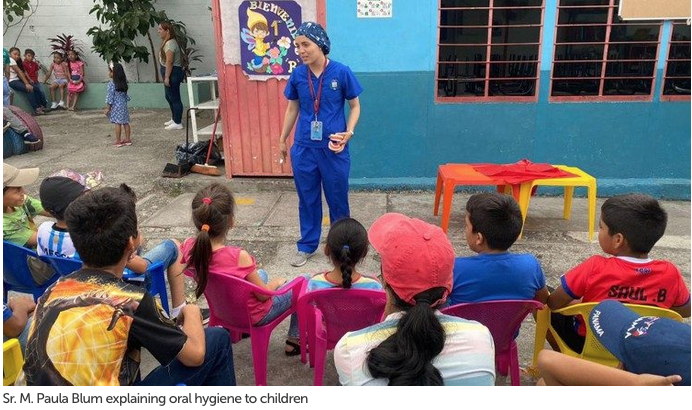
left=307, top=217, right=382, bottom=291
left=449, top=192, right=549, bottom=306
left=104, top=63, right=132, bottom=147
left=44, top=51, right=68, bottom=109
left=181, top=183, right=302, bottom=356
left=22, top=49, right=41, bottom=83
left=2, top=163, right=49, bottom=247
left=7, top=47, right=48, bottom=115
left=66, top=50, right=85, bottom=111
left=4, top=48, right=11, bottom=106
left=547, top=193, right=691, bottom=352
left=21, top=49, right=49, bottom=110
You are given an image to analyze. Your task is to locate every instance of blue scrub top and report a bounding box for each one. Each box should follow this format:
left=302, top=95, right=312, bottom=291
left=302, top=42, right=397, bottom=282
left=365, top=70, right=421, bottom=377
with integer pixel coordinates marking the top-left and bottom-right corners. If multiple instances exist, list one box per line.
left=284, top=60, right=363, bottom=148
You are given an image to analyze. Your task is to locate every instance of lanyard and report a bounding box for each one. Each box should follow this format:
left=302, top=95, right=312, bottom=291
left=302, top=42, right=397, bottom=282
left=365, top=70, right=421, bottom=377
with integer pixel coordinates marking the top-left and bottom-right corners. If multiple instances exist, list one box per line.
left=307, top=58, right=328, bottom=119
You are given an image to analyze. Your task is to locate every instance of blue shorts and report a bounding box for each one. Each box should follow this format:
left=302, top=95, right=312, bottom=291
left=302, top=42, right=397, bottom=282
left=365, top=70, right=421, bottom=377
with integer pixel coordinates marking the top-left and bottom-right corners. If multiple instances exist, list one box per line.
left=142, top=239, right=179, bottom=270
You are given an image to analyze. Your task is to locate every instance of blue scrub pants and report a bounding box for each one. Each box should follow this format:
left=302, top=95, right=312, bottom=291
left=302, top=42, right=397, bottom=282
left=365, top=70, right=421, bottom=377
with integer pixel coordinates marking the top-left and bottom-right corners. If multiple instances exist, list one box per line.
left=291, top=144, right=350, bottom=253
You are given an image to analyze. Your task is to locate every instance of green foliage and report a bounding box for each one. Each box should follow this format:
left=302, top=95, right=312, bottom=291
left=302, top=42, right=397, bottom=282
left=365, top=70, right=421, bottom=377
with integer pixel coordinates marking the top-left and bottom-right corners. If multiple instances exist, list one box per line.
left=87, top=1, right=203, bottom=81
left=48, top=34, right=86, bottom=58
left=87, top=0, right=165, bottom=64
left=3, top=0, right=31, bottom=23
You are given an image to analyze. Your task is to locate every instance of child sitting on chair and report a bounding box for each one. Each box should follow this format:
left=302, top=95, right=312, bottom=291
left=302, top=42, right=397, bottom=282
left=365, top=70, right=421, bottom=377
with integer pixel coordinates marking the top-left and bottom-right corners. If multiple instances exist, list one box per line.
left=36, top=176, right=89, bottom=259
left=547, top=193, right=691, bottom=353
left=306, top=218, right=382, bottom=291
left=181, top=183, right=302, bottom=356
left=448, top=192, right=549, bottom=306
left=19, top=186, right=235, bottom=386
left=3, top=163, right=50, bottom=247
left=37, top=180, right=189, bottom=320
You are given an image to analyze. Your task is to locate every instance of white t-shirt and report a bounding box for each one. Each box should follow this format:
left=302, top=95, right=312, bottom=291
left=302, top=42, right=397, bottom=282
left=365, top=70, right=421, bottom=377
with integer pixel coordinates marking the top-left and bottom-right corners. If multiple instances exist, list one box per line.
left=36, top=222, right=79, bottom=259
left=334, top=311, right=496, bottom=386
left=8, top=58, right=19, bottom=82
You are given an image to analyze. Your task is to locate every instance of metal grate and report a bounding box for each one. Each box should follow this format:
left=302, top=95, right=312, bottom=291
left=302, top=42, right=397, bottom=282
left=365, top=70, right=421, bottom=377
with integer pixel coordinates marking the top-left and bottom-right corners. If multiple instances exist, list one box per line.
left=550, top=0, right=663, bottom=101
left=435, top=0, right=545, bottom=102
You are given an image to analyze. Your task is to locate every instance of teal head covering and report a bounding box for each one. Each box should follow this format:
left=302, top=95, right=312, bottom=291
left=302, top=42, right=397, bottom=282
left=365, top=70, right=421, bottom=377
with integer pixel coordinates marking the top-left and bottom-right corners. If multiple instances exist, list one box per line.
left=3, top=48, right=10, bottom=66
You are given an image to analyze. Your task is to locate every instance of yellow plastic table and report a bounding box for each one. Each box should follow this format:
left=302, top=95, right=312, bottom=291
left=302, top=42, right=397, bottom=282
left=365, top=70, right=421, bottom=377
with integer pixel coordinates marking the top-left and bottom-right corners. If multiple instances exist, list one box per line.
left=517, top=165, right=597, bottom=241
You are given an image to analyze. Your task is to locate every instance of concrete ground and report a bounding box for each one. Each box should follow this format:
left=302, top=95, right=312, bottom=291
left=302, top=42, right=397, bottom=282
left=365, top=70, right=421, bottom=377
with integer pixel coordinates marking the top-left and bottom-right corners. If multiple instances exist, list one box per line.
left=5, top=108, right=690, bottom=386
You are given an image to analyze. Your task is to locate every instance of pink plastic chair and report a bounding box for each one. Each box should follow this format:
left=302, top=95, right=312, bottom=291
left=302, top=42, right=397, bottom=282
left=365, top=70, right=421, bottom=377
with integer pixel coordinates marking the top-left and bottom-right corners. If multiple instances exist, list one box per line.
left=297, top=288, right=387, bottom=385
left=201, top=272, right=306, bottom=386
left=441, top=299, right=544, bottom=386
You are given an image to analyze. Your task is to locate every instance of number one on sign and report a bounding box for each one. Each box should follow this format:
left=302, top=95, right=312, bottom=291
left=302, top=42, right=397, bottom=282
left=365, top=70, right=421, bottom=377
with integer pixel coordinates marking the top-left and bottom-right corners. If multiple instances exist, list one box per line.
left=272, top=20, right=279, bottom=36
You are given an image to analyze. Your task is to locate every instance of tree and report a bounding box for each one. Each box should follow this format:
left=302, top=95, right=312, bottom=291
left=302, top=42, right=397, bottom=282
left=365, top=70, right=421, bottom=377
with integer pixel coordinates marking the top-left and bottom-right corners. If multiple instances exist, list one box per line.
left=87, top=0, right=163, bottom=80
left=87, top=0, right=201, bottom=83
left=3, top=0, right=32, bottom=35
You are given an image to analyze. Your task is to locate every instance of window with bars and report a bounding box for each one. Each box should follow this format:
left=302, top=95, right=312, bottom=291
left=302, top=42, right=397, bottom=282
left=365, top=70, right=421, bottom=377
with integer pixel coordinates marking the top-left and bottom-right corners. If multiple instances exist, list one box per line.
left=551, top=0, right=662, bottom=101
left=662, top=22, right=690, bottom=101
left=436, top=0, right=544, bottom=101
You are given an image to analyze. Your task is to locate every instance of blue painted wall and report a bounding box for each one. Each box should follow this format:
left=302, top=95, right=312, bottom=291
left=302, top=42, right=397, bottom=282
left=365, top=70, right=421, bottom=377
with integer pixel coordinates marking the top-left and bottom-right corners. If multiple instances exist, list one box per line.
left=326, top=0, right=691, bottom=199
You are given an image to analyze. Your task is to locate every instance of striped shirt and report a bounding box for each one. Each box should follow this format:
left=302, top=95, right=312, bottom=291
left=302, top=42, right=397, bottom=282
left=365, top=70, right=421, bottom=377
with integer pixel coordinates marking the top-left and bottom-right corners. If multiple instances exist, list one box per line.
left=307, top=272, right=383, bottom=291
left=334, top=311, right=496, bottom=386
left=36, top=222, right=78, bottom=259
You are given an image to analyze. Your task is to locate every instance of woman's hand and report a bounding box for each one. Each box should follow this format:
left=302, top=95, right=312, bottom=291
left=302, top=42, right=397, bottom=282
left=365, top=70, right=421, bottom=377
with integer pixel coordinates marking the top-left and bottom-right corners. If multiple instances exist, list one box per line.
left=25, top=83, right=34, bottom=92
left=164, top=77, right=170, bottom=87
left=103, top=108, right=111, bottom=116
left=328, top=131, right=353, bottom=153
left=279, top=140, right=287, bottom=162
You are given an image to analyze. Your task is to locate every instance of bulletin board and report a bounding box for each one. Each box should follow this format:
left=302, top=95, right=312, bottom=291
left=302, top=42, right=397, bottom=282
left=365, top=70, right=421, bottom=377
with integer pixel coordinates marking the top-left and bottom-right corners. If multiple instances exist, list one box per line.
left=618, top=0, right=691, bottom=21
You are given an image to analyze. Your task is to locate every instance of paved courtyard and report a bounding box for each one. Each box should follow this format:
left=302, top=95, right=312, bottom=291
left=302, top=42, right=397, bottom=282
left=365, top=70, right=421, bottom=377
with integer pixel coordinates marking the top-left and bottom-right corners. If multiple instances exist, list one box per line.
left=5, top=108, right=690, bottom=386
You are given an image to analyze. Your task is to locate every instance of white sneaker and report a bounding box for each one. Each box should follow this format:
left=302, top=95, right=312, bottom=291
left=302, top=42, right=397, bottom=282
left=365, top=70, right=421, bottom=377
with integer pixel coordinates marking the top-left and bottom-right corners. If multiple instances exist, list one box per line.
left=50, top=102, right=59, bottom=109
left=165, top=122, right=183, bottom=130
left=58, top=100, right=66, bottom=109
left=290, top=251, right=315, bottom=267
left=164, top=119, right=175, bottom=126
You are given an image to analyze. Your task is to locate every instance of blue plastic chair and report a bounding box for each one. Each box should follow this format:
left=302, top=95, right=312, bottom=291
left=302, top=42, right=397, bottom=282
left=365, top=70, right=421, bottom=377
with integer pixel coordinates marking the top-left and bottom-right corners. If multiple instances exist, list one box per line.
left=39, top=254, right=170, bottom=315
left=3, top=241, right=60, bottom=302
left=123, top=261, right=169, bottom=315
left=39, top=254, right=82, bottom=276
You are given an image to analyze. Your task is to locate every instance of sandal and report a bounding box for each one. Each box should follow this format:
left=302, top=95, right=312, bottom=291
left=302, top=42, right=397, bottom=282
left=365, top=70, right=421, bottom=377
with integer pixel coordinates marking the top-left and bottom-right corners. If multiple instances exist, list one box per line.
left=114, top=142, right=124, bottom=148
left=122, top=140, right=133, bottom=146
left=285, top=340, right=302, bottom=356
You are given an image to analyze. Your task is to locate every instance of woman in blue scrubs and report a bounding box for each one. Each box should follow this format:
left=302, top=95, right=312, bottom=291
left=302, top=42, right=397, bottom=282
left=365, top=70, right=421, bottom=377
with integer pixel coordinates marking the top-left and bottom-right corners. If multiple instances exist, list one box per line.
left=278, top=22, right=363, bottom=267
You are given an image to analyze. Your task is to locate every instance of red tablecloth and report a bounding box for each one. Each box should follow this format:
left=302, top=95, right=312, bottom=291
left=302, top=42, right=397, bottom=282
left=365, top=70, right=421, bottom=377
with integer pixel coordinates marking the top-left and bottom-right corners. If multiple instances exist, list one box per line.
left=473, top=159, right=578, bottom=184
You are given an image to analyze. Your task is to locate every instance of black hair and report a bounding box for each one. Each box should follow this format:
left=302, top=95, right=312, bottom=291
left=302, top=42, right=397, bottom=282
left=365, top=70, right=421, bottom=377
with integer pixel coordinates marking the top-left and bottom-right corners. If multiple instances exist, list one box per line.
left=111, top=63, right=128, bottom=93
left=465, top=192, right=522, bottom=251
left=326, top=218, right=369, bottom=289
left=9, top=47, right=24, bottom=72
left=366, top=287, right=447, bottom=385
left=24, top=49, right=35, bottom=57
left=66, top=49, right=80, bottom=60
left=64, top=185, right=138, bottom=268
left=118, top=183, right=136, bottom=202
left=601, top=194, right=667, bottom=254
left=189, top=183, right=235, bottom=298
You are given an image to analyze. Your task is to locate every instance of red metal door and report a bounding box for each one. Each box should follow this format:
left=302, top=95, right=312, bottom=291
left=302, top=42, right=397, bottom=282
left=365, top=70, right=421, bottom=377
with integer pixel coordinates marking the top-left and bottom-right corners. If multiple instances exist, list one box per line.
left=211, top=0, right=326, bottom=177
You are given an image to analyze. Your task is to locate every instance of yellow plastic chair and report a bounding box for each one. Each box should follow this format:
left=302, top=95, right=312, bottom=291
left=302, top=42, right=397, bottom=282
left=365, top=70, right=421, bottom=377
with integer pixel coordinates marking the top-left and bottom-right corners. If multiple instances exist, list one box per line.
left=528, top=302, right=683, bottom=376
left=3, top=338, right=24, bottom=386
left=517, top=165, right=597, bottom=241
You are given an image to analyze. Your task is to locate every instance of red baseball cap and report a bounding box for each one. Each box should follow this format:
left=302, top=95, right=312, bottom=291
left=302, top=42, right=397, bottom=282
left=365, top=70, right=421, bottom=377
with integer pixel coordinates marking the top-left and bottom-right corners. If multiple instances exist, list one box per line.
left=368, top=213, right=454, bottom=306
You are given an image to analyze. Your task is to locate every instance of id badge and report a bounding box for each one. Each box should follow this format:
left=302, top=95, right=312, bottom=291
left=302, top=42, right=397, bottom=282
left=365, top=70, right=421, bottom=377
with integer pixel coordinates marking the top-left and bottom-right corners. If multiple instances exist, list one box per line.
left=310, top=120, right=323, bottom=141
